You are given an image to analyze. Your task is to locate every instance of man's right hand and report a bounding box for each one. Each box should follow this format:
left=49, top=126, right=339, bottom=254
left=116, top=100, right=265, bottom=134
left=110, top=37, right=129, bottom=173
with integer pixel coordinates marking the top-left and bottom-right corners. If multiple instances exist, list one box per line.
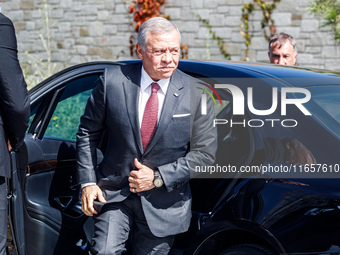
left=7, top=139, right=12, bottom=152
left=81, top=185, right=106, bottom=216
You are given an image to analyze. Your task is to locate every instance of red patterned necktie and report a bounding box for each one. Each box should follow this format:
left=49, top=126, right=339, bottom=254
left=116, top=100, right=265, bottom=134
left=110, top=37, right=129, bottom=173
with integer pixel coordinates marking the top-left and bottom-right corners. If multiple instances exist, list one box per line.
left=141, top=82, right=161, bottom=152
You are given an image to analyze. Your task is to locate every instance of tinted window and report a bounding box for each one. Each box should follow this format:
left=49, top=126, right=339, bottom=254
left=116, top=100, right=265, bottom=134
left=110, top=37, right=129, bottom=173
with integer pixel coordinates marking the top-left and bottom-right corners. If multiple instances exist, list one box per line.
left=28, top=103, right=39, bottom=131
left=44, top=89, right=92, bottom=141
left=42, top=74, right=100, bottom=141
left=314, top=96, right=340, bottom=124
left=307, top=86, right=340, bottom=138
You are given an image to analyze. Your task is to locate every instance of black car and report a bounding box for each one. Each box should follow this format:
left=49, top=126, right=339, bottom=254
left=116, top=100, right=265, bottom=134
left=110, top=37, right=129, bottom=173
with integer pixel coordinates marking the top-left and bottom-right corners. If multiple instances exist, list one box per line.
left=7, top=60, right=340, bottom=255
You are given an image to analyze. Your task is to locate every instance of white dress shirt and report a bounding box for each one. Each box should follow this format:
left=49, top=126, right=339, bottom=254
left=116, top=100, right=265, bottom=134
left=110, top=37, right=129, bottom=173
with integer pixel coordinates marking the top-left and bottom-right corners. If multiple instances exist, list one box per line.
left=139, top=66, right=170, bottom=127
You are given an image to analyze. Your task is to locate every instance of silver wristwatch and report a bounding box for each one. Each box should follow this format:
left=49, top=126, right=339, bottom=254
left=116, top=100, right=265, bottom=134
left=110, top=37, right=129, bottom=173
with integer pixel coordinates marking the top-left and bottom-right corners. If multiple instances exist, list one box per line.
left=153, top=170, right=164, bottom=188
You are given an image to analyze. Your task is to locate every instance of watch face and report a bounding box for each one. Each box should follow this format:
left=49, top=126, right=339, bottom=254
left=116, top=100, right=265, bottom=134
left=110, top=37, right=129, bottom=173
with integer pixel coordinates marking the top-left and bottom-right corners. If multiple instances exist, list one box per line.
left=154, top=178, right=163, bottom=188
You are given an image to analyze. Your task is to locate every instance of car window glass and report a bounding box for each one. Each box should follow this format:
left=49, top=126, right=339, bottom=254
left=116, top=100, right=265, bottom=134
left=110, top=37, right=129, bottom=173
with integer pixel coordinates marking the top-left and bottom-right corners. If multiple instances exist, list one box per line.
left=314, top=96, right=340, bottom=124
left=305, top=86, right=340, bottom=138
left=36, top=73, right=101, bottom=141
left=44, top=89, right=92, bottom=141
left=28, top=104, right=39, bottom=131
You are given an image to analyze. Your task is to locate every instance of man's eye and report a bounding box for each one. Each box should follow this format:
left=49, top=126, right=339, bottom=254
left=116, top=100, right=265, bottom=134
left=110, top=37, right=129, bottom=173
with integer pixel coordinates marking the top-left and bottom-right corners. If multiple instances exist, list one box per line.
left=153, top=50, right=164, bottom=56
left=171, top=49, right=179, bottom=55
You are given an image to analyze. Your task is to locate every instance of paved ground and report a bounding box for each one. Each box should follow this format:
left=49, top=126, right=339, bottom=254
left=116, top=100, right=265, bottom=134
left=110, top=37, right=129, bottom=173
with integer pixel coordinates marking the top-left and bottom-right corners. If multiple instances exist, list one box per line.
left=7, top=221, right=15, bottom=254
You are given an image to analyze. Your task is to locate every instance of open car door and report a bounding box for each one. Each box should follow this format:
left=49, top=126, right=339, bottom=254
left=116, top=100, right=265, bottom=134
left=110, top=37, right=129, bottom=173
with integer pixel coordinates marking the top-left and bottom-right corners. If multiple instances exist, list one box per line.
left=8, top=62, right=120, bottom=255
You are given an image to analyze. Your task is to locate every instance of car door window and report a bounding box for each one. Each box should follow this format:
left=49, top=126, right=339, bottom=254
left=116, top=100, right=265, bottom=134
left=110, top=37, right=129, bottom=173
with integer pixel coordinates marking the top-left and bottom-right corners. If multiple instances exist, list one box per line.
left=44, top=89, right=92, bottom=141
left=27, top=103, right=39, bottom=131
left=34, top=74, right=101, bottom=141
left=27, top=73, right=101, bottom=140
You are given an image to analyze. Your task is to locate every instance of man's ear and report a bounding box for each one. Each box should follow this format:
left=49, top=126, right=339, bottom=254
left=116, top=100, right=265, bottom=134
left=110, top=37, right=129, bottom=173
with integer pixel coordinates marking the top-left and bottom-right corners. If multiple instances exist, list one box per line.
left=136, top=44, right=143, bottom=60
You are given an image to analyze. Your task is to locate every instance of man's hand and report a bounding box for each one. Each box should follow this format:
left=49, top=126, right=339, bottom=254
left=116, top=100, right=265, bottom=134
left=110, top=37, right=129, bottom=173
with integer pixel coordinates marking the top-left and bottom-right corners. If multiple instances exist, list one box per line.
left=81, top=185, right=106, bottom=216
left=128, top=158, right=155, bottom=193
left=7, top=139, right=12, bottom=152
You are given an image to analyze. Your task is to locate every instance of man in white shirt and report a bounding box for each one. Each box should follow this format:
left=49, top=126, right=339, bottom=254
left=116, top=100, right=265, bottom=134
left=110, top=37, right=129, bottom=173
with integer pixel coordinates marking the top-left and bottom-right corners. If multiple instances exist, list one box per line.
left=76, top=17, right=217, bottom=255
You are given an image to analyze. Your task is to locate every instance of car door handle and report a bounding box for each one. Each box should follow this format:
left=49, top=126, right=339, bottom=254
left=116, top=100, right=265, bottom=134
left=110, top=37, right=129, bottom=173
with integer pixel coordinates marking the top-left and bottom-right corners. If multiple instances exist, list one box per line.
left=54, top=196, right=73, bottom=209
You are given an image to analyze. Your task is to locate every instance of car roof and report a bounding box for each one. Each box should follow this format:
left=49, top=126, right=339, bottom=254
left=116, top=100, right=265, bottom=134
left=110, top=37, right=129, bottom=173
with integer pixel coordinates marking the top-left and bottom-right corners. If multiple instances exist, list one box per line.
left=177, top=60, right=340, bottom=88
left=30, top=59, right=340, bottom=94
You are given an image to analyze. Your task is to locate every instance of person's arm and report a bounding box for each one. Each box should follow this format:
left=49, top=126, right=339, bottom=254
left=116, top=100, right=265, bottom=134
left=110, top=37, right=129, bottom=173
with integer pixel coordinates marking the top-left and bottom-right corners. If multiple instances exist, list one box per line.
left=76, top=71, right=108, bottom=215
left=0, top=15, right=30, bottom=151
left=76, top=72, right=107, bottom=185
left=158, top=88, right=217, bottom=192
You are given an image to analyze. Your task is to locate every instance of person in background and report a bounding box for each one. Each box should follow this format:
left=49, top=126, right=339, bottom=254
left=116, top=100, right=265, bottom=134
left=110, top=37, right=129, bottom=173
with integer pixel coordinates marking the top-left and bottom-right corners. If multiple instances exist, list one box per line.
left=268, top=32, right=298, bottom=66
left=0, top=11, right=30, bottom=255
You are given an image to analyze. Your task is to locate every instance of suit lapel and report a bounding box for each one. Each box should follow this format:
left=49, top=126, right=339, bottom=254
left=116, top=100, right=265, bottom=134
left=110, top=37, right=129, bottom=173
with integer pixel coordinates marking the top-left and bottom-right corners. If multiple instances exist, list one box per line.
left=122, top=64, right=143, bottom=154
left=144, top=71, right=185, bottom=154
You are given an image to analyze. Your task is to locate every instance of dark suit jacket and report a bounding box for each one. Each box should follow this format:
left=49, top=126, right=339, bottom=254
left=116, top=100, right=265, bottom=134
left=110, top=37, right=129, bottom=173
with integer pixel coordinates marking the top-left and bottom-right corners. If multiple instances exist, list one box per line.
left=76, top=63, right=217, bottom=237
left=0, top=13, right=30, bottom=178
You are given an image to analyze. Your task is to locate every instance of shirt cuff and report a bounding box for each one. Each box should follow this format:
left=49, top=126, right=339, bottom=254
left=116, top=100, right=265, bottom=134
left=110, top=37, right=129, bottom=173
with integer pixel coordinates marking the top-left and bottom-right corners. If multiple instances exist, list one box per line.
left=81, top=182, right=97, bottom=189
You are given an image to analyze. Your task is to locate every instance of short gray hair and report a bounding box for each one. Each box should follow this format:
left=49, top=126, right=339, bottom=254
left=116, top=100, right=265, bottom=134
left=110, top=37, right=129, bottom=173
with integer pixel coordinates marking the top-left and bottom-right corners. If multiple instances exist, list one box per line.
left=137, top=17, right=181, bottom=50
left=269, top=32, right=297, bottom=53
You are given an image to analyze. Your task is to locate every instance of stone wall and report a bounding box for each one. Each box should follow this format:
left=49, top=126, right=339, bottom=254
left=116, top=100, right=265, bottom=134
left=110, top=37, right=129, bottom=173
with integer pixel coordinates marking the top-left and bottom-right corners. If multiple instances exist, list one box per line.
left=2, top=0, right=340, bottom=80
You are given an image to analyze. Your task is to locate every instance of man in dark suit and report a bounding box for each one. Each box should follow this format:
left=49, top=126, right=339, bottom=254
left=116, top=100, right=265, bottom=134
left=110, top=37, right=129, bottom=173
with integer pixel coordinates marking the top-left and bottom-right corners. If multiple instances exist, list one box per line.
left=77, top=17, right=217, bottom=254
left=0, top=12, right=30, bottom=255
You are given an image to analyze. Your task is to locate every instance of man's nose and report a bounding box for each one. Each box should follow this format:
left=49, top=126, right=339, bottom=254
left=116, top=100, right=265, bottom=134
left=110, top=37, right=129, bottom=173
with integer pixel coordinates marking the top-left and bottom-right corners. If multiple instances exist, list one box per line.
left=278, top=56, right=285, bottom=65
left=162, top=51, right=172, bottom=63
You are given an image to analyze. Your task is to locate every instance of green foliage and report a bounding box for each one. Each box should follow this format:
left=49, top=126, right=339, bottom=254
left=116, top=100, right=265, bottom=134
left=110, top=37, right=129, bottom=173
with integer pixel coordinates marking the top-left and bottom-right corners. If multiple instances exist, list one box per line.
left=45, top=90, right=92, bottom=141
left=240, top=0, right=280, bottom=61
left=240, top=2, right=254, bottom=61
left=195, top=14, right=231, bottom=60
left=310, top=0, right=340, bottom=43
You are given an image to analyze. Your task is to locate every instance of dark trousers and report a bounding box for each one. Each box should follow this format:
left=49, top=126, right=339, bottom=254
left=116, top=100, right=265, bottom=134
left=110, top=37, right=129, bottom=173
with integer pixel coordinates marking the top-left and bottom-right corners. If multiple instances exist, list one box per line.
left=0, top=177, right=7, bottom=255
left=91, top=193, right=174, bottom=255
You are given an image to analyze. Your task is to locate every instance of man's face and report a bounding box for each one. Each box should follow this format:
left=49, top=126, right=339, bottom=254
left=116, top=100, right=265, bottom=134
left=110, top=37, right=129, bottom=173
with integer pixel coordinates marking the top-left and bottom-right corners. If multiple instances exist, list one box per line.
left=268, top=41, right=297, bottom=66
left=136, top=30, right=180, bottom=81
